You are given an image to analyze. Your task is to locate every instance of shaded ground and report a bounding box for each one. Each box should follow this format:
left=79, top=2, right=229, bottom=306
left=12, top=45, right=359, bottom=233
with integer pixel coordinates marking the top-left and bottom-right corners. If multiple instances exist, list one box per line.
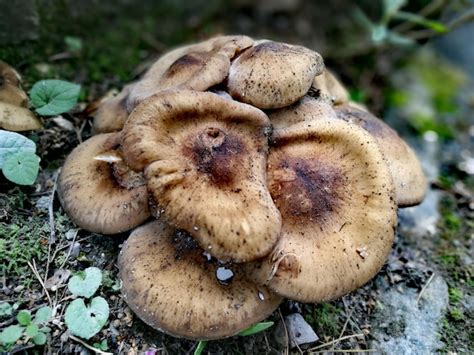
left=0, top=1, right=473, bottom=354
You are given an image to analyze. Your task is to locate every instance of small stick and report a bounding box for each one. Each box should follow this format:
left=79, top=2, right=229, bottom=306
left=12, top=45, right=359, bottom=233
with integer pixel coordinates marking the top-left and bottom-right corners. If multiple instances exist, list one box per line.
left=27, top=260, right=52, bottom=306
left=417, top=272, right=436, bottom=304
left=278, top=308, right=289, bottom=355
left=59, top=229, right=78, bottom=269
left=308, top=333, right=365, bottom=352
left=44, top=171, right=59, bottom=285
left=310, top=349, right=377, bottom=354
left=69, top=334, right=113, bottom=355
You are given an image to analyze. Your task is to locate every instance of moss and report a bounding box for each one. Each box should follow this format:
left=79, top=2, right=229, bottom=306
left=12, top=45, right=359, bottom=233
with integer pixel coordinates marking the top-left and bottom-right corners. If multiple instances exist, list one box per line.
left=304, top=303, right=342, bottom=339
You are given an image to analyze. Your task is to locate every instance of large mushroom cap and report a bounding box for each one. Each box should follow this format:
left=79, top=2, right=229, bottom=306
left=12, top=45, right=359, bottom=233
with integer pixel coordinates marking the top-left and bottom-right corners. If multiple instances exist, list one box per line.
left=118, top=220, right=282, bottom=340
left=127, top=35, right=253, bottom=111
left=228, top=41, right=324, bottom=109
left=335, top=104, right=427, bottom=206
left=311, top=69, right=349, bottom=105
left=246, top=119, right=397, bottom=303
left=122, top=90, right=281, bottom=262
left=0, top=61, right=28, bottom=107
left=58, top=133, right=150, bottom=234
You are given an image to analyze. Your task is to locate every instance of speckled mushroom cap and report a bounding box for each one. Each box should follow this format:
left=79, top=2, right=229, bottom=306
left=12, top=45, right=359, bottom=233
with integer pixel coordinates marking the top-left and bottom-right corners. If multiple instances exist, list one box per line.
left=118, top=220, right=282, bottom=340
left=245, top=119, right=397, bottom=303
left=227, top=41, right=324, bottom=109
left=127, top=35, right=253, bottom=111
left=58, top=133, right=150, bottom=234
left=121, top=90, right=281, bottom=262
left=0, top=61, right=28, bottom=107
left=335, top=104, right=427, bottom=206
left=92, top=83, right=135, bottom=134
left=269, top=95, right=337, bottom=130
left=311, top=69, right=349, bottom=105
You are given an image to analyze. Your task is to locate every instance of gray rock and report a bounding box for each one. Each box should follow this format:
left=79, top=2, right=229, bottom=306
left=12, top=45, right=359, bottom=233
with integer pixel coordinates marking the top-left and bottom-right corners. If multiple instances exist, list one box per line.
left=371, top=275, right=449, bottom=354
left=284, top=313, right=319, bottom=348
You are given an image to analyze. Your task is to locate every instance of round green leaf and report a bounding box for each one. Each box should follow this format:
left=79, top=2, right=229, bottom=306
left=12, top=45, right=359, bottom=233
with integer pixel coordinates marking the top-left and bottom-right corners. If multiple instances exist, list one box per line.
left=2, top=151, right=40, bottom=185
left=0, top=130, right=36, bottom=168
left=0, top=325, right=24, bottom=344
left=34, top=306, right=52, bottom=324
left=26, top=323, right=39, bottom=338
left=32, top=331, right=47, bottom=345
left=17, top=310, right=32, bottom=326
left=64, top=297, right=109, bottom=340
left=30, top=79, right=81, bottom=116
left=68, top=267, right=102, bottom=298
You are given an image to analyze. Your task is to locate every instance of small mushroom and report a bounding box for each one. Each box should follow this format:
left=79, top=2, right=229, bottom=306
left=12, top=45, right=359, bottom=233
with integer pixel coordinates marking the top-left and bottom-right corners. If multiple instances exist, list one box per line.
left=0, top=61, right=42, bottom=131
left=334, top=104, right=427, bottom=206
left=228, top=41, right=324, bottom=109
left=127, top=35, right=253, bottom=111
left=58, top=132, right=150, bottom=234
left=245, top=118, right=397, bottom=303
left=118, top=220, right=282, bottom=340
left=121, top=90, right=281, bottom=262
left=311, top=69, right=349, bottom=105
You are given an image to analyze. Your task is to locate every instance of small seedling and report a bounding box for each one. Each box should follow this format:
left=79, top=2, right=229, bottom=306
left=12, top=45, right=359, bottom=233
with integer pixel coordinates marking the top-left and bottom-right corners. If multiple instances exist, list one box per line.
left=64, top=267, right=110, bottom=340
left=0, top=306, right=52, bottom=347
left=30, top=79, right=81, bottom=116
left=93, top=339, right=109, bottom=351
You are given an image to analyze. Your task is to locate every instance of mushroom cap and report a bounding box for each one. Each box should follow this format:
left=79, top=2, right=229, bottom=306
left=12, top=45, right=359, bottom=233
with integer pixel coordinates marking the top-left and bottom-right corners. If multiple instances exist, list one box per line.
left=228, top=41, right=324, bottom=109
left=245, top=119, right=397, bottom=303
left=311, top=69, right=349, bottom=105
left=0, top=102, right=42, bottom=131
left=121, top=90, right=281, bottom=262
left=269, top=95, right=337, bottom=130
left=335, top=104, right=427, bottom=206
left=58, top=133, right=150, bottom=234
left=0, top=61, right=28, bottom=107
left=118, top=220, right=282, bottom=340
left=92, top=83, right=134, bottom=134
left=127, top=35, right=253, bottom=111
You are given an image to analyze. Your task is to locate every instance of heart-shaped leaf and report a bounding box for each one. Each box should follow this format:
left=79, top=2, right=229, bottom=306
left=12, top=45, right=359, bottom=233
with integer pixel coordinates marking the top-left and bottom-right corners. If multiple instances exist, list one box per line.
left=30, top=80, right=81, bottom=116
left=0, top=130, right=36, bottom=167
left=0, top=325, right=24, bottom=344
left=68, top=267, right=102, bottom=298
left=2, top=151, right=40, bottom=185
left=64, top=297, right=109, bottom=340
left=34, top=306, right=52, bottom=324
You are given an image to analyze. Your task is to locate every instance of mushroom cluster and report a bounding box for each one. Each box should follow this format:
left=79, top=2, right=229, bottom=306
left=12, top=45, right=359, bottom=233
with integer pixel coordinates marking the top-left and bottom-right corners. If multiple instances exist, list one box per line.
left=58, top=35, right=426, bottom=340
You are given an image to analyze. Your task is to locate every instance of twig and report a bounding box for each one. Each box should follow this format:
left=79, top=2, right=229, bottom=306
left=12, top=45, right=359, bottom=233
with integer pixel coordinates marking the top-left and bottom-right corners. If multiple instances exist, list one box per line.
left=59, top=229, right=79, bottom=269
left=393, top=0, right=448, bottom=33
left=417, top=272, right=436, bottom=304
left=310, top=349, right=377, bottom=353
left=331, top=305, right=354, bottom=350
left=308, top=334, right=365, bottom=352
left=44, top=171, right=59, bottom=286
left=69, top=334, right=113, bottom=355
left=27, top=260, right=52, bottom=306
left=278, top=308, right=289, bottom=355
left=75, top=119, right=87, bottom=144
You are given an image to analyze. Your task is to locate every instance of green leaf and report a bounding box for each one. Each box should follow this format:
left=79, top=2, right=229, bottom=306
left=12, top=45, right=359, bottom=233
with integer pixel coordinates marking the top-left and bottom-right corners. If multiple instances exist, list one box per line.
left=30, top=79, right=81, bottom=116
left=93, top=339, right=108, bottom=351
left=65, top=36, right=83, bottom=52
left=68, top=267, right=103, bottom=298
left=383, top=0, right=407, bottom=21
left=0, top=325, right=24, bottom=344
left=371, top=25, right=388, bottom=43
left=40, top=327, right=52, bottom=333
left=386, top=31, right=416, bottom=46
left=393, top=11, right=447, bottom=33
left=238, top=321, right=274, bottom=336
left=34, top=306, right=52, bottom=324
left=32, top=331, right=47, bottom=345
left=26, top=323, right=39, bottom=338
left=194, top=340, right=207, bottom=355
left=0, top=303, right=13, bottom=317
left=0, top=130, right=36, bottom=168
left=64, top=297, right=109, bottom=340
left=2, top=151, right=40, bottom=185
left=17, top=310, right=32, bottom=326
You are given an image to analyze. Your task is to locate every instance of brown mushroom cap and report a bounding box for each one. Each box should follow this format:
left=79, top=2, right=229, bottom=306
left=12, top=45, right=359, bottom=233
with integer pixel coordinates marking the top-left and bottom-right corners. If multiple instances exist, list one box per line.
left=121, top=90, right=281, bottom=262
left=311, top=69, right=349, bottom=105
left=58, top=133, right=150, bottom=234
left=335, top=104, right=427, bottom=206
left=245, top=119, right=397, bottom=303
left=0, top=61, right=28, bottom=107
left=127, top=35, right=253, bottom=111
left=228, top=41, right=324, bottom=109
left=118, top=220, right=282, bottom=340
left=92, top=83, right=135, bottom=134
left=269, top=95, right=337, bottom=130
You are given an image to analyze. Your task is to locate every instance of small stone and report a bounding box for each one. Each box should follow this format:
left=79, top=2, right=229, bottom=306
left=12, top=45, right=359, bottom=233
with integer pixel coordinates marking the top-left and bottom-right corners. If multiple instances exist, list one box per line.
left=284, top=313, right=319, bottom=348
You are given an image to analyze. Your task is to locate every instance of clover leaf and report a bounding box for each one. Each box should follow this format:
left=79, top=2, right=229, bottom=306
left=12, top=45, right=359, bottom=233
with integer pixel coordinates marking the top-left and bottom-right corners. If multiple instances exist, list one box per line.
left=30, top=80, right=81, bottom=116
left=64, top=297, right=109, bottom=340
left=68, top=267, right=102, bottom=298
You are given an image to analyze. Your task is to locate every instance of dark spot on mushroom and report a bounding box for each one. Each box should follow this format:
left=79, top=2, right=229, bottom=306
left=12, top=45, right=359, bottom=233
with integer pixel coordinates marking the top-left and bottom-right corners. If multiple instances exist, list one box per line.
left=164, top=53, right=207, bottom=78
left=335, top=106, right=397, bottom=139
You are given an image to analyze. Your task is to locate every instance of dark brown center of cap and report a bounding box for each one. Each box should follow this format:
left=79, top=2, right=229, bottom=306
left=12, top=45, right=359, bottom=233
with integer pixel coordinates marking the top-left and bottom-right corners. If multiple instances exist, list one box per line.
left=269, top=157, right=347, bottom=228
left=164, top=53, right=207, bottom=78
left=188, top=127, right=244, bottom=186
left=335, top=107, right=396, bottom=139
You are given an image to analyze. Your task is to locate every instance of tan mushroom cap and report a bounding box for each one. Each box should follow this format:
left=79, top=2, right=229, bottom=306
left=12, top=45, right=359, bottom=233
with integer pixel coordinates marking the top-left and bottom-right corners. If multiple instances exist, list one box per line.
left=92, top=83, right=135, bottom=134
left=58, top=133, right=150, bottom=234
left=245, top=119, right=397, bottom=303
left=127, top=35, right=253, bottom=111
left=118, top=220, right=282, bottom=340
left=311, top=69, right=349, bottom=105
left=269, top=95, right=337, bottom=130
left=228, top=41, right=324, bottom=109
left=335, top=104, right=427, bottom=206
left=122, top=90, right=281, bottom=262
left=0, top=61, right=28, bottom=107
